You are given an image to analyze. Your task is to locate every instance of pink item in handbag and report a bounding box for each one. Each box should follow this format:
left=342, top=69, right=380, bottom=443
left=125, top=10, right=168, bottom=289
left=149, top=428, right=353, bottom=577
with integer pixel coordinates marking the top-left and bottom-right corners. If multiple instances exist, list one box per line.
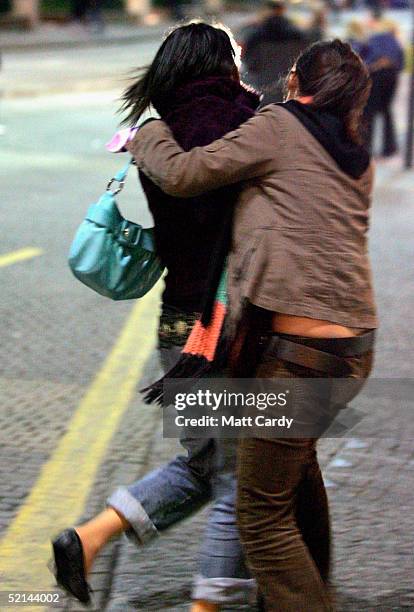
left=106, top=127, right=138, bottom=153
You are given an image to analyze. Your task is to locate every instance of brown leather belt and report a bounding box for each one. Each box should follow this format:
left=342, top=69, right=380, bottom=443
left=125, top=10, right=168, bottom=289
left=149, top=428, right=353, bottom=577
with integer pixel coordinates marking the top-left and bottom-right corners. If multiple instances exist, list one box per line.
left=261, top=330, right=375, bottom=376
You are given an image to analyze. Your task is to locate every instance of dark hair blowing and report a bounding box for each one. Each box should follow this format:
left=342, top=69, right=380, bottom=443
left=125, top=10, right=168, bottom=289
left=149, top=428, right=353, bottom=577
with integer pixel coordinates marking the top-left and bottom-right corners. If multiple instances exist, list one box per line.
left=120, top=21, right=239, bottom=126
left=294, top=39, right=371, bottom=144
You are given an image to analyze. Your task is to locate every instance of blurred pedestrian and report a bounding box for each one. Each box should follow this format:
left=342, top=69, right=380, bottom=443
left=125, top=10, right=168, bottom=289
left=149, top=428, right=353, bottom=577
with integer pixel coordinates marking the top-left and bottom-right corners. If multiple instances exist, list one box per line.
left=241, top=0, right=308, bottom=103
left=243, top=0, right=304, bottom=59
left=71, top=0, right=104, bottom=32
left=51, top=22, right=260, bottom=612
left=307, top=7, right=328, bottom=43
left=87, top=0, right=105, bottom=32
left=168, top=0, right=186, bottom=21
left=71, top=0, right=88, bottom=21
left=127, top=39, right=377, bottom=610
left=363, top=18, right=405, bottom=156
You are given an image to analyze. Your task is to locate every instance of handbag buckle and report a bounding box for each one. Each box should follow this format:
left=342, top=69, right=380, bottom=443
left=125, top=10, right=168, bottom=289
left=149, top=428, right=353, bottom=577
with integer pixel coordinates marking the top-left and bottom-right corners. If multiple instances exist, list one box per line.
left=107, top=177, right=125, bottom=196
left=118, top=220, right=142, bottom=246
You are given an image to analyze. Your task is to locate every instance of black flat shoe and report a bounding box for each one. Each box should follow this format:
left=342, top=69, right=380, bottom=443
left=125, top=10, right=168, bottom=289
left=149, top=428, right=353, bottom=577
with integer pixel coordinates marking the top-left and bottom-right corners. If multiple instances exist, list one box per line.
left=51, top=528, right=91, bottom=605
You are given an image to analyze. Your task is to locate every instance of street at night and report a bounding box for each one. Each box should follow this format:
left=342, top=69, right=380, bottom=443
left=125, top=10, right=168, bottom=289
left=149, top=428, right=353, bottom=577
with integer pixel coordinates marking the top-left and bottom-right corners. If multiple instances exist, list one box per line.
left=1, top=5, right=414, bottom=610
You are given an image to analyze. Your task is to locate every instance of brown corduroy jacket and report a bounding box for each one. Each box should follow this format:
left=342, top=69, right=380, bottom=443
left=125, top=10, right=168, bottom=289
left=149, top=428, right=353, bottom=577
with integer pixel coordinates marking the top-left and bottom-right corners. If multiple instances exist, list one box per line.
left=128, top=104, right=378, bottom=330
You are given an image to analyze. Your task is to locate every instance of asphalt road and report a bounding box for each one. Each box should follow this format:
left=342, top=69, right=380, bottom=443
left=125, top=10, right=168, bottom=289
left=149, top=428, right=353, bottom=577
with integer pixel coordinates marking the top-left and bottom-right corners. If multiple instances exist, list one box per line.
left=1, top=39, right=160, bottom=98
left=1, top=31, right=414, bottom=611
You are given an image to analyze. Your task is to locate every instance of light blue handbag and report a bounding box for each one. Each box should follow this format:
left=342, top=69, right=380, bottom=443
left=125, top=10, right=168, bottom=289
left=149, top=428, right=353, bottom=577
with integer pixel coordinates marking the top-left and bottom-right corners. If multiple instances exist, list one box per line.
left=68, top=159, right=164, bottom=300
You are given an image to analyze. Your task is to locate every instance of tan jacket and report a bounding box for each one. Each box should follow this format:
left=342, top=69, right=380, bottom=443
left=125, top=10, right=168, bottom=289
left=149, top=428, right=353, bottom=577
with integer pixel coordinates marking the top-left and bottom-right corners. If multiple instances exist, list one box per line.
left=129, top=105, right=378, bottom=329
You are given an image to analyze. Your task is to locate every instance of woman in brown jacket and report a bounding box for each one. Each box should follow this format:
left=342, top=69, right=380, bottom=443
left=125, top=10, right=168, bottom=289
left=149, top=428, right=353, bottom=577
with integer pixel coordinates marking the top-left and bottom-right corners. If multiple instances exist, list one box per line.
left=127, top=40, right=377, bottom=611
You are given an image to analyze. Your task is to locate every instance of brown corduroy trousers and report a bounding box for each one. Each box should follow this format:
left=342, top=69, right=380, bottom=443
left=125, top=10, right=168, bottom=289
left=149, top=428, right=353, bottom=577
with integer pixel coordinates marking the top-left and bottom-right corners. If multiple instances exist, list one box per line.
left=236, top=347, right=373, bottom=611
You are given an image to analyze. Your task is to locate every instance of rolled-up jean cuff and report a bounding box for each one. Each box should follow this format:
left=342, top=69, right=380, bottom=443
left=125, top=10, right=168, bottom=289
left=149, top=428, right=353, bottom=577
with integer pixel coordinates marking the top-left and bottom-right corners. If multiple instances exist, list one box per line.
left=192, top=575, right=257, bottom=605
left=106, top=486, right=158, bottom=546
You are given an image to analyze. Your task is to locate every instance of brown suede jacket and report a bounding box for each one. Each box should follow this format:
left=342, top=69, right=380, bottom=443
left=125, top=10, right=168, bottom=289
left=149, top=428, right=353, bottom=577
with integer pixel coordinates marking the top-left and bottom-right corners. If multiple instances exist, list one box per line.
left=128, top=103, right=378, bottom=331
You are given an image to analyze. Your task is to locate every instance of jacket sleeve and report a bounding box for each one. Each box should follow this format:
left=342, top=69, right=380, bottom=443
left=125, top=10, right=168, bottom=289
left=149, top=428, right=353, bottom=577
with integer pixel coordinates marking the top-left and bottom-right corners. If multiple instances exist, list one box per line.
left=127, top=106, right=280, bottom=198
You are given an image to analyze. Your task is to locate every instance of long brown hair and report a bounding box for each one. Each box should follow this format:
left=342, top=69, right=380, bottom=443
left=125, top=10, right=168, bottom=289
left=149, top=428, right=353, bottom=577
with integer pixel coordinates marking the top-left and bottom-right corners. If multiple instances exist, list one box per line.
left=293, top=39, right=371, bottom=144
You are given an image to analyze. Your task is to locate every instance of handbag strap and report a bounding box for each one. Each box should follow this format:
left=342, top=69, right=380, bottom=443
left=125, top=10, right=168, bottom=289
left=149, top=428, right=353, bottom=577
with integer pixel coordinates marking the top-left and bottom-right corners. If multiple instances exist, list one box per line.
left=106, top=158, right=134, bottom=196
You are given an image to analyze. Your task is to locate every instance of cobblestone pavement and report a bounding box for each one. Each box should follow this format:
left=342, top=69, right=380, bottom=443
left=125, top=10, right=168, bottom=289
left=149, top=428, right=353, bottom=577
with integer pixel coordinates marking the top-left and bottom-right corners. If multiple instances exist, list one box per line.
left=0, top=29, right=413, bottom=612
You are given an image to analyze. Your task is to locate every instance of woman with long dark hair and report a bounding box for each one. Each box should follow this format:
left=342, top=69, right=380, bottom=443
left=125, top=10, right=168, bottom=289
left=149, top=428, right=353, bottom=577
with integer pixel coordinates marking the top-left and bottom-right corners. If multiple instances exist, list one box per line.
left=51, top=22, right=260, bottom=611
left=126, top=39, right=377, bottom=610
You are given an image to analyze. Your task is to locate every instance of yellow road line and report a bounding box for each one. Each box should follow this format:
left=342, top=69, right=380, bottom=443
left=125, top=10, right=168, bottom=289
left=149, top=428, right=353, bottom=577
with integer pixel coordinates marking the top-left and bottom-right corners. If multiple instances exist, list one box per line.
left=0, top=247, right=43, bottom=268
left=0, top=286, right=160, bottom=594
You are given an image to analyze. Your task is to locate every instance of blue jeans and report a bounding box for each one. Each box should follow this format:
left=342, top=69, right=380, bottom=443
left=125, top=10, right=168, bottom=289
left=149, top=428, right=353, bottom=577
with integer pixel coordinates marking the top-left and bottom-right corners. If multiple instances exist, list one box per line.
left=107, top=347, right=255, bottom=605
